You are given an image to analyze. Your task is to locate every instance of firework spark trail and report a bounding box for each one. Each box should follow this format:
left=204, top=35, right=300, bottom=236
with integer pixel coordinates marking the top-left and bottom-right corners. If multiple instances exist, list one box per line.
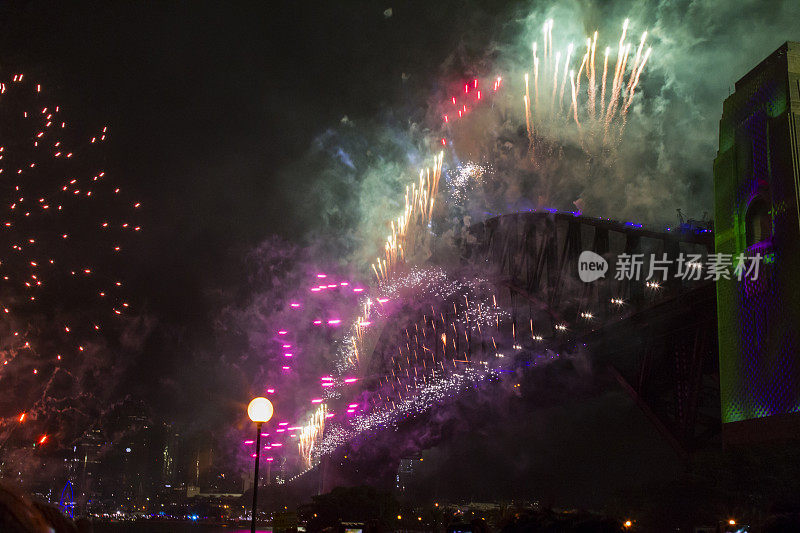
left=298, top=403, right=327, bottom=468
left=0, top=75, right=140, bottom=449
left=600, top=47, right=610, bottom=113
left=371, top=152, right=443, bottom=282
left=524, top=74, right=532, bottom=138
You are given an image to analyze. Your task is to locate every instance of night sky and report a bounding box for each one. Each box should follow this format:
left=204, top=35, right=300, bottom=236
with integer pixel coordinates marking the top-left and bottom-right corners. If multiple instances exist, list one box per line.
left=0, top=1, right=503, bottom=410
left=2, top=0, right=800, bottom=505
left=0, top=1, right=468, bottom=316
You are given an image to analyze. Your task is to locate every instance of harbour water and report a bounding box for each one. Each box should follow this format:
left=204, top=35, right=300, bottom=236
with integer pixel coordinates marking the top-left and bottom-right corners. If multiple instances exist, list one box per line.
left=92, top=523, right=273, bottom=533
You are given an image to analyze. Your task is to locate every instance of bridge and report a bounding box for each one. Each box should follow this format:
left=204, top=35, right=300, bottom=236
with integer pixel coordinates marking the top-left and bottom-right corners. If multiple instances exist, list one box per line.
left=465, top=210, right=719, bottom=458
left=311, top=209, right=721, bottom=493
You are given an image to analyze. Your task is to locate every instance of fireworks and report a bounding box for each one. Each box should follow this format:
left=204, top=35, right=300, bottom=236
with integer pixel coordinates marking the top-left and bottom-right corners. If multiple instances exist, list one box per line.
left=441, top=76, right=503, bottom=129
left=241, top=16, right=657, bottom=481
left=317, top=367, right=491, bottom=456
left=298, top=403, right=327, bottom=468
left=524, top=19, right=651, bottom=146
left=440, top=19, right=654, bottom=210
left=312, top=269, right=513, bottom=458
left=0, top=74, right=139, bottom=449
left=244, top=262, right=515, bottom=476
left=446, top=162, right=488, bottom=205
left=371, top=152, right=443, bottom=282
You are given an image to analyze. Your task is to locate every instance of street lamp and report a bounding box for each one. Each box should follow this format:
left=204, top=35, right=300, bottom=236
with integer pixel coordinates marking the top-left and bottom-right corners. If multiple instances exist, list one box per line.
left=247, top=397, right=273, bottom=533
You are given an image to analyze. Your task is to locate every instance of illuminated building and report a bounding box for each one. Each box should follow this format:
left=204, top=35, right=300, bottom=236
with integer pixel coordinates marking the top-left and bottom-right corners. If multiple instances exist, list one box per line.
left=713, top=41, right=800, bottom=442
left=396, top=455, right=421, bottom=493
left=160, top=425, right=180, bottom=486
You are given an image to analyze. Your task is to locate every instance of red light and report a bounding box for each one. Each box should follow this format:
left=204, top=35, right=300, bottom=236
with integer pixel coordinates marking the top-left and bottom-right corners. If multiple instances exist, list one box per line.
left=441, top=138, right=446, bottom=146
left=477, top=91, right=481, bottom=100
left=464, top=84, right=468, bottom=93
left=443, top=115, right=448, bottom=123
left=38, top=435, right=48, bottom=445
left=452, top=97, right=456, bottom=105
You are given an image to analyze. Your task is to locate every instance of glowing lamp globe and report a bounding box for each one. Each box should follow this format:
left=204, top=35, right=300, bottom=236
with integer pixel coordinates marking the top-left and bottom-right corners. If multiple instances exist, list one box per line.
left=247, top=397, right=274, bottom=423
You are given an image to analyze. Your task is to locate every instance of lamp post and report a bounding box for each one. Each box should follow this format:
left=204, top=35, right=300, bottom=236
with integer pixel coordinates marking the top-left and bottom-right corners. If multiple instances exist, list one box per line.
left=247, top=397, right=273, bottom=533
